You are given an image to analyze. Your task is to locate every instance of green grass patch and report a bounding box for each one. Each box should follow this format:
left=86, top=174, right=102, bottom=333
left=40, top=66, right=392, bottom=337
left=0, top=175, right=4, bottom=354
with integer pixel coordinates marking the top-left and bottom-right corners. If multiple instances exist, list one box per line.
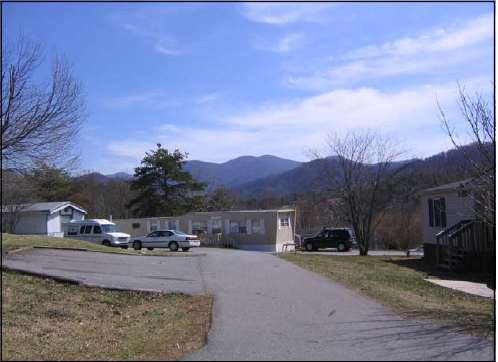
left=278, top=254, right=494, bottom=339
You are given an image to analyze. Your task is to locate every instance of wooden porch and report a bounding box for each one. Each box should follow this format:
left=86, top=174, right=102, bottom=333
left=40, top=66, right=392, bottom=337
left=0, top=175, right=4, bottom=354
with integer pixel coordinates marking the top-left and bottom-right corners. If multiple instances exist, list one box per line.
left=436, top=219, right=495, bottom=272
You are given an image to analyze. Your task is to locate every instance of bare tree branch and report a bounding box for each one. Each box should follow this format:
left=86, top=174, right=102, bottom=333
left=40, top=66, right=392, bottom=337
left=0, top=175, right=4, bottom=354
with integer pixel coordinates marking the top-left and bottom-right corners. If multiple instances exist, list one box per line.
left=438, top=82, right=495, bottom=227
left=2, top=33, right=87, bottom=170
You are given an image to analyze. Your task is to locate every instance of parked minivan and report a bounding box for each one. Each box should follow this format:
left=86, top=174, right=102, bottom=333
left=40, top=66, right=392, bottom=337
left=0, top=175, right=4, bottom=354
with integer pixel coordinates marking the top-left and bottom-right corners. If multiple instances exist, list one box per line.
left=64, top=219, right=130, bottom=248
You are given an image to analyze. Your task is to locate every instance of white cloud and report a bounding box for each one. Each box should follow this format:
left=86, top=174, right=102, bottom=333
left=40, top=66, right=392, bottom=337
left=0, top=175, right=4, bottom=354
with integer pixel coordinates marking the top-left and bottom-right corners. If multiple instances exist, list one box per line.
left=154, top=39, right=183, bottom=55
left=105, top=80, right=490, bottom=165
left=254, top=33, right=305, bottom=53
left=286, top=12, right=494, bottom=90
left=347, top=12, right=493, bottom=58
left=196, top=92, right=224, bottom=104
left=241, top=3, right=334, bottom=25
left=108, top=6, right=186, bottom=55
left=102, top=92, right=180, bottom=110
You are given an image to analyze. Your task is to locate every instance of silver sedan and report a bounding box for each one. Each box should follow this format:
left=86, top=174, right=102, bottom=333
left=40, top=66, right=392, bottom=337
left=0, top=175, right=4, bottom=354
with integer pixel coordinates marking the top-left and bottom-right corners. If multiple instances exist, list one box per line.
left=131, top=229, right=200, bottom=252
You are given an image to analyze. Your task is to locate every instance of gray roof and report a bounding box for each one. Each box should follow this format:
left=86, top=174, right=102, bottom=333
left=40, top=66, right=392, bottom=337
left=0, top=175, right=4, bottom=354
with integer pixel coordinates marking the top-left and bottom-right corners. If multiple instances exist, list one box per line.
left=2, top=201, right=87, bottom=214
left=421, top=174, right=494, bottom=194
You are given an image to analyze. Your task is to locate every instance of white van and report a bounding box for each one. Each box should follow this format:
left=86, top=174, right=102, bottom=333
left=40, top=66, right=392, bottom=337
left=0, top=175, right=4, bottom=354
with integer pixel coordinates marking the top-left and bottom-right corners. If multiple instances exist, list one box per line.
left=64, top=219, right=130, bottom=248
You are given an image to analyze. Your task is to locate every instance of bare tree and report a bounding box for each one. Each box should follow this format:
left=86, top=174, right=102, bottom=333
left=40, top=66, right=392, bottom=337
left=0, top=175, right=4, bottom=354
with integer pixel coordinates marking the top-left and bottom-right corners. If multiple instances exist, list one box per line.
left=2, top=33, right=86, bottom=170
left=1, top=169, right=34, bottom=233
left=310, top=129, right=408, bottom=256
left=438, top=83, right=495, bottom=227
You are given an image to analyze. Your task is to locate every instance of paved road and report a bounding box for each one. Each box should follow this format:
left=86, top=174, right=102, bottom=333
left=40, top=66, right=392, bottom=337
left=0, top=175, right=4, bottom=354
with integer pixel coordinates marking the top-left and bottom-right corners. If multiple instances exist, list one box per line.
left=2, top=248, right=494, bottom=361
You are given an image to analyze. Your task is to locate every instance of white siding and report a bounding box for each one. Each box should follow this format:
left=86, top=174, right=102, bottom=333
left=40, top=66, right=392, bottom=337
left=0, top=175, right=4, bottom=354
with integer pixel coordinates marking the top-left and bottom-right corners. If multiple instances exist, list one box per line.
left=421, top=191, right=476, bottom=244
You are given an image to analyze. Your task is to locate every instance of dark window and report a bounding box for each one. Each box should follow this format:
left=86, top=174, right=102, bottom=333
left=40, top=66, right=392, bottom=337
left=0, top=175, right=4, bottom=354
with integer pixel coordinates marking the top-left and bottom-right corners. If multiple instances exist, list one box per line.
left=132, top=223, right=140, bottom=229
left=80, top=225, right=85, bottom=234
left=68, top=226, right=79, bottom=236
left=94, top=225, right=102, bottom=234
left=428, top=198, right=447, bottom=228
left=85, top=225, right=92, bottom=234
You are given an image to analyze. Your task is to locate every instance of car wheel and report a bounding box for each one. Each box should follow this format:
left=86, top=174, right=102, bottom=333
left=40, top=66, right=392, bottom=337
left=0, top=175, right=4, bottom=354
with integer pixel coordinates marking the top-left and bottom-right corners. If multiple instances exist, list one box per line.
left=147, top=247, right=154, bottom=251
left=169, top=241, right=179, bottom=252
left=102, top=240, right=111, bottom=247
left=182, top=248, right=190, bottom=252
left=133, top=240, right=142, bottom=250
left=337, top=243, right=346, bottom=252
left=305, top=242, right=314, bottom=252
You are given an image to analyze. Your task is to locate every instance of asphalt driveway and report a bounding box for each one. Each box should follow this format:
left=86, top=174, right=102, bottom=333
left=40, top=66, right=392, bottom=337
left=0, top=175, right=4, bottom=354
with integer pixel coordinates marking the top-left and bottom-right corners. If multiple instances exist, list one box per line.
left=2, top=248, right=494, bottom=361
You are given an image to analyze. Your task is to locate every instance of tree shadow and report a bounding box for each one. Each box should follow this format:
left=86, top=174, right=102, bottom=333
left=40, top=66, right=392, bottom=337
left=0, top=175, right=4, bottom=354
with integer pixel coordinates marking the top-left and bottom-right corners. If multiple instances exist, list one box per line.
left=384, top=257, right=495, bottom=290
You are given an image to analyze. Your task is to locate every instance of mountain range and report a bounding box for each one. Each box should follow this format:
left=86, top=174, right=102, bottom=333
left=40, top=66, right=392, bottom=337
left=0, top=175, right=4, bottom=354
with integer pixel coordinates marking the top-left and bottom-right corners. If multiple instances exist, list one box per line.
left=79, top=144, right=487, bottom=200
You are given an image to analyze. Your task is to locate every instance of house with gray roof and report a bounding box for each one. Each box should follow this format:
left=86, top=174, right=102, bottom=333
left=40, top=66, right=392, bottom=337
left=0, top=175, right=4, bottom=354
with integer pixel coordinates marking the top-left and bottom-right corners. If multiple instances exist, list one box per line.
left=420, top=175, right=494, bottom=272
left=2, top=201, right=87, bottom=237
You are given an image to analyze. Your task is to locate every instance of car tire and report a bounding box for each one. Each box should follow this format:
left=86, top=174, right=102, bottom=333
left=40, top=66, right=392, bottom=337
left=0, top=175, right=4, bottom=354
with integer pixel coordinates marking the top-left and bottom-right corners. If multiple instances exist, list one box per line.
left=102, top=240, right=111, bottom=247
left=133, top=240, right=142, bottom=251
left=182, top=248, right=190, bottom=252
left=337, top=243, right=346, bottom=252
left=169, top=241, right=179, bottom=252
left=147, top=247, right=154, bottom=251
left=304, top=242, right=314, bottom=252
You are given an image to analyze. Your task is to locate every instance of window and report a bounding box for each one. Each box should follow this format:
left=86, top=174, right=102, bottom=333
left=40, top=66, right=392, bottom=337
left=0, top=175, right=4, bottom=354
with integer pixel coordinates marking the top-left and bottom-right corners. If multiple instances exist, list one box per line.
left=212, top=218, right=222, bottom=234
left=132, top=223, right=140, bottom=229
left=230, top=220, right=247, bottom=234
left=252, top=220, right=261, bottom=234
left=280, top=217, right=290, bottom=228
left=428, top=198, right=447, bottom=228
left=84, top=225, right=92, bottom=234
left=192, top=221, right=208, bottom=233
left=93, top=225, right=102, bottom=234
left=68, top=226, right=79, bottom=236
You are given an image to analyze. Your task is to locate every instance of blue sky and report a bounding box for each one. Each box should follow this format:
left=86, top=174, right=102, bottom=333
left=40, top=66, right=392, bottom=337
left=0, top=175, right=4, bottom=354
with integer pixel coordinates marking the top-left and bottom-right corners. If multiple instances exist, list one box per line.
left=2, top=2, right=495, bottom=175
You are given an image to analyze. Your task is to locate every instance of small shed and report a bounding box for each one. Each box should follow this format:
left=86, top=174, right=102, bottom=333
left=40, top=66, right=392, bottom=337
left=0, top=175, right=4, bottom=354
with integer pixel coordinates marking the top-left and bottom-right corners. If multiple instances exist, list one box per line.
left=2, top=201, right=87, bottom=237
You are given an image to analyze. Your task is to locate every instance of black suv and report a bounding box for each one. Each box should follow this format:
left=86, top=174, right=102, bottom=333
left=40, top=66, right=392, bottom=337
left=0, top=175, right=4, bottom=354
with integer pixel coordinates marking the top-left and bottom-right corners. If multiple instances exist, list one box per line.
left=301, top=228, right=353, bottom=252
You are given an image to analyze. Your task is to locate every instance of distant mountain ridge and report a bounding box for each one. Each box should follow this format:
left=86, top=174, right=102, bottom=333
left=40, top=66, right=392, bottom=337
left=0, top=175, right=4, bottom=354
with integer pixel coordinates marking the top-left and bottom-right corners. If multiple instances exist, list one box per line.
left=74, top=155, right=303, bottom=187
left=184, top=155, right=303, bottom=188
left=73, top=144, right=489, bottom=200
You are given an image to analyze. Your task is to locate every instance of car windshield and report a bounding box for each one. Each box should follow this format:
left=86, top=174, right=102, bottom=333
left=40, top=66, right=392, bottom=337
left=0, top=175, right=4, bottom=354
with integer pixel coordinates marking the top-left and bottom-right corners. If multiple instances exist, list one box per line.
left=101, top=224, right=121, bottom=233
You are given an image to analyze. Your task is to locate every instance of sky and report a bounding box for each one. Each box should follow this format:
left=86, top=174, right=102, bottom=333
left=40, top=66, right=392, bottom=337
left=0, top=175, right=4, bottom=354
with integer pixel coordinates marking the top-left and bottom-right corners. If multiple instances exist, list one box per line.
left=2, top=1, right=495, bottom=175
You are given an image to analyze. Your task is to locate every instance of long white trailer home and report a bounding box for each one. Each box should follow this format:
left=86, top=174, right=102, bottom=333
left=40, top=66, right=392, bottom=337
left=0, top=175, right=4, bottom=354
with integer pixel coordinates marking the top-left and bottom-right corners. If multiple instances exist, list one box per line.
left=113, top=209, right=297, bottom=252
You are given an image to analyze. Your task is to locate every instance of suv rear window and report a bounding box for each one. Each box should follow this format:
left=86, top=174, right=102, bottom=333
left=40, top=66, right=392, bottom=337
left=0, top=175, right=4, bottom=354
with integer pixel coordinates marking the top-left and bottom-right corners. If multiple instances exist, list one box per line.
left=332, top=230, right=350, bottom=238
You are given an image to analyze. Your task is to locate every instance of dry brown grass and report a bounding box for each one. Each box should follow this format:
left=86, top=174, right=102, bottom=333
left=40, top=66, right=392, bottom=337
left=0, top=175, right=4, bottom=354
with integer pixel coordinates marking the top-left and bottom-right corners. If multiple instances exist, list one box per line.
left=2, top=271, right=212, bottom=361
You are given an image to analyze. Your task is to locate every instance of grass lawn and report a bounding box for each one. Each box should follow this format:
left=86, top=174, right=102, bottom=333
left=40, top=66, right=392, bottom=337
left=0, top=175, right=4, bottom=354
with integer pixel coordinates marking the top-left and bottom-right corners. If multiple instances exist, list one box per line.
left=1, top=234, right=213, bottom=361
left=278, top=253, right=495, bottom=340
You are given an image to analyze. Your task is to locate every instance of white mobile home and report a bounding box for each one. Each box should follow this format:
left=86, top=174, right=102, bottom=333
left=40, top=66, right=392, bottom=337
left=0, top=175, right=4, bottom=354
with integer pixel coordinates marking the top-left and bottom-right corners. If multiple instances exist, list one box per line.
left=2, top=201, right=87, bottom=237
left=114, top=209, right=297, bottom=252
left=420, top=177, right=494, bottom=271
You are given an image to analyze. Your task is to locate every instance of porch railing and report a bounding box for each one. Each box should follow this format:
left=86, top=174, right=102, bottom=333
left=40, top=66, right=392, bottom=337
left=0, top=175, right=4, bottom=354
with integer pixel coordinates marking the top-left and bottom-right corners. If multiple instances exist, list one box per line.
left=436, top=219, right=495, bottom=271
left=199, top=233, right=235, bottom=249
